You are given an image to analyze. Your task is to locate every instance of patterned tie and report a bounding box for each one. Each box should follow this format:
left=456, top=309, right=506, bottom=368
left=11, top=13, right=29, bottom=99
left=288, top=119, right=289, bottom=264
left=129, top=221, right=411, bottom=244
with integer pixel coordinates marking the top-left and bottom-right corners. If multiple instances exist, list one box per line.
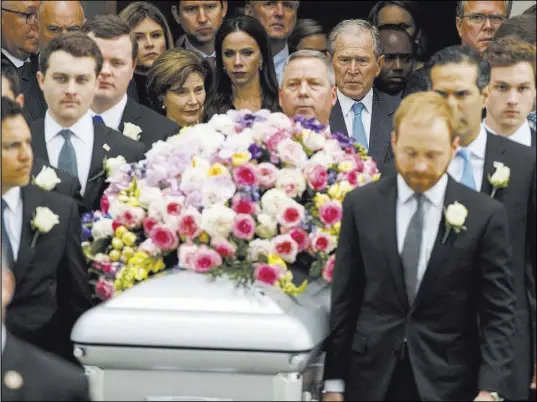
left=457, top=148, right=476, bottom=190
left=401, top=193, right=424, bottom=304
left=93, top=115, right=105, bottom=125
left=352, top=102, right=368, bottom=150
left=57, top=129, right=78, bottom=177
left=2, top=199, right=15, bottom=269
left=528, top=111, right=536, bottom=131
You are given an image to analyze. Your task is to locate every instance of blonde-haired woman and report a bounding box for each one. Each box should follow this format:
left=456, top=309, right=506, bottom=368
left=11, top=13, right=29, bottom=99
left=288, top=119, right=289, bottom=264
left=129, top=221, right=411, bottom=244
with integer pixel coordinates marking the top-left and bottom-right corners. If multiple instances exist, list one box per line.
left=148, top=48, right=213, bottom=128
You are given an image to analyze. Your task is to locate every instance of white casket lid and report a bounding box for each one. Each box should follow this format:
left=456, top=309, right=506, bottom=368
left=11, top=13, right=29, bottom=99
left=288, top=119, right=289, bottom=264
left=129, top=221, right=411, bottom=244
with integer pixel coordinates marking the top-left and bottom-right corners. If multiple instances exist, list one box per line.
left=72, top=270, right=330, bottom=352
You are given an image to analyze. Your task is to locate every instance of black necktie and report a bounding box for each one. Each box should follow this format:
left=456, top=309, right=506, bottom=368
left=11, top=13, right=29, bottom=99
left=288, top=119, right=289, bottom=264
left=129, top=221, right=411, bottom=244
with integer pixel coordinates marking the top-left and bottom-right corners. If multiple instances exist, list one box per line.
left=401, top=193, right=424, bottom=304
left=2, top=199, right=15, bottom=269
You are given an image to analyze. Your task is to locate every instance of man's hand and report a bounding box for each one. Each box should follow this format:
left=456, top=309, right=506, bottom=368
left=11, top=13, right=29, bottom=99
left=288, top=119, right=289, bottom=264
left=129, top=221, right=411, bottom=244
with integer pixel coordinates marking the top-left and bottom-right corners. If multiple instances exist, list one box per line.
left=323, top=392, right=344, bottom=402
left=473, top=391, right=496, bottom=401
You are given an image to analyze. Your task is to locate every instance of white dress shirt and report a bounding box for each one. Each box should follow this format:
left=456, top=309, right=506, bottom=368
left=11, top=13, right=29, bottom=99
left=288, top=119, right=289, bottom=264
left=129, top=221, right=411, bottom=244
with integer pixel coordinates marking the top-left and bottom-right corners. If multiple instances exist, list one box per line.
left=1, top=48, right=28, bottom=68
left=91, top=94, right=128, bottom=131
left=483, top=119, right=532, bottom=147
left=184, top=36, right=216, bottom=58
left=273, top=44, right=290, bottom=83
left=44, top=111, right=94, bottom=195
left=448, top=125, right=487, bottom=191
left=337, top=88, right=374, bottom=146
left=324, top=174, right=447, bottom=394
left=2, top=187, right=23, bottom=261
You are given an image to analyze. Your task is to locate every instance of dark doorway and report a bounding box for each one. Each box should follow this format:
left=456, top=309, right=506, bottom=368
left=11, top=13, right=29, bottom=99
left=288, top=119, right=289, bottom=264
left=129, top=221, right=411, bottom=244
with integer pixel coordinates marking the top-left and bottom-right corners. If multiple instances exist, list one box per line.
left=117, top=1, right=460, bottom=61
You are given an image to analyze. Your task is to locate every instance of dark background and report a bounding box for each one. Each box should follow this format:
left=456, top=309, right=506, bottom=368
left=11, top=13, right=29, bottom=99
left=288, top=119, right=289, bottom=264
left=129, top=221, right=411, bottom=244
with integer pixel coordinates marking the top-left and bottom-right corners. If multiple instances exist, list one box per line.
left=118, top=1, right=460, bottom=60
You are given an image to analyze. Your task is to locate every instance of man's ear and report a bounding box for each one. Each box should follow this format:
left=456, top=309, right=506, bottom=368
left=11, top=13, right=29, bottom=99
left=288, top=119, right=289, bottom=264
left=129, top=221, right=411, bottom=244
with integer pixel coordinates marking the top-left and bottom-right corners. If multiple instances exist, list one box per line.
left=375, top=55, right=385, bottom=77
left=455, top=17, right=463, bottom=39
left=331, top=86, right=337, bottom=107
left=171, top=5, right=181, bottom=25
left=390, top=130, right=397, bottom=154
left=36, top=71, right=45, bottom=91
left=221, top=1, right=229, bottom=17
left=15, top=93, right=25, bottom=108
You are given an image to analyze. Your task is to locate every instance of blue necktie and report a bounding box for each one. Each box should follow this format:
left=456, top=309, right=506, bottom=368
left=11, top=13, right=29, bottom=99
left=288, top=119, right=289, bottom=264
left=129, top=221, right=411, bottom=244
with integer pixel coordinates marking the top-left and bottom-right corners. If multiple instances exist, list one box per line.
left=57, top=129, right=78, bottom=177
left=352, top=102, right=368, bottom=150
left=528, top=111, right=536, bottom=131
left=2, top=199, right=15, bottom=269
left=93, top=115, right=105, bottom=125
left=457, top=148, right=476, bottom=190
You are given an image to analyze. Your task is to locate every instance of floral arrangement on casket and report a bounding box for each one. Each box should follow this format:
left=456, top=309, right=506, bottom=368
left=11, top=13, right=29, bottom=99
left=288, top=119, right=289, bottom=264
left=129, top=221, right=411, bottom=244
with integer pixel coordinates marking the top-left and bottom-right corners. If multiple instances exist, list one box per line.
left=81, top=109, right=381, bottom=301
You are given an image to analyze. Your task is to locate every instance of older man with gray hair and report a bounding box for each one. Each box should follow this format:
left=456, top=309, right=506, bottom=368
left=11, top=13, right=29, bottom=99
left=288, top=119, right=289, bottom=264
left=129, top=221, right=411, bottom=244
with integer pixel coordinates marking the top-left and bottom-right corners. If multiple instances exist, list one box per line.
left=328, top=19, right=401, bottom=170
left=279, top=49, right=337, bottom=126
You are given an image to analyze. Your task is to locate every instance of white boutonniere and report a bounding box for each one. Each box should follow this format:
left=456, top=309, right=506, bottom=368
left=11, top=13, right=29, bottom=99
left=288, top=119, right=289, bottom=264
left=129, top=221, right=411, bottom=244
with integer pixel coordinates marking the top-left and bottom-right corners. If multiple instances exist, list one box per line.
left=123, top=122, right=142, bottom=141
left=442, top=201, right=468, bottom=244
left=104, top=155, right=127, bottom=177
left=488, top=161, right=510, bottom=198
left=30, top=207, right=60, bottom=247
left=32, top=166, right=61, bottom=191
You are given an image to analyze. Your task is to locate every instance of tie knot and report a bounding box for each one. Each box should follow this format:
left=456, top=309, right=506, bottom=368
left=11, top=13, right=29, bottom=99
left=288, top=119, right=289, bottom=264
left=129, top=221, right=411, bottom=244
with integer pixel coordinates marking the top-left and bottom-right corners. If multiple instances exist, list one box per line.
left=457, top=147, right=471, bottom=161
left=93, top=115, right=105, bottom=125
left=59, top=129, right=73, bottom=141
left=352, top=102, right=364, bottom=115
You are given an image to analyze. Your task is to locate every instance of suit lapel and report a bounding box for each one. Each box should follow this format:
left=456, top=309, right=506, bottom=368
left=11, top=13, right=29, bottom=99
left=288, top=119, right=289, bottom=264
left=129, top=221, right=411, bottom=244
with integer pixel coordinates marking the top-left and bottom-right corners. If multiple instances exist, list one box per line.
left=29, top=119, right=50, bottom=162
left=329, top=99, right=348, bottom=137
left=378, top=177, right=409, bottom=309
left=411, top=177, right=461, bottom=311
left=84, top=122, right=110, bottom=207
left=531, top=128, right=536, bottom=148
left=481, top=132, right=506, bottom=197
left=369, top=89, right=394, bottom=163
left=119, top=98, right=142, bottom=134
left=14, top=186, right=43, bottom=288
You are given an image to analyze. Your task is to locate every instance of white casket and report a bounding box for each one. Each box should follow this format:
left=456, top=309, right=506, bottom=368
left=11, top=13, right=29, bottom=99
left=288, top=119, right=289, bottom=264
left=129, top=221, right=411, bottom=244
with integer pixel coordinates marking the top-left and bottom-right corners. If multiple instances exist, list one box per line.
left=71, top=270, right=331, bottom=401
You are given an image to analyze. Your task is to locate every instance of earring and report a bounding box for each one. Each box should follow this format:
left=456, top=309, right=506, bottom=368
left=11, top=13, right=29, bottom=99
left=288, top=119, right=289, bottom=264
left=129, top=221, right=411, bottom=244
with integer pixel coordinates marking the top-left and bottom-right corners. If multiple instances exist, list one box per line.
left=259, top=64, right=263, bottom=71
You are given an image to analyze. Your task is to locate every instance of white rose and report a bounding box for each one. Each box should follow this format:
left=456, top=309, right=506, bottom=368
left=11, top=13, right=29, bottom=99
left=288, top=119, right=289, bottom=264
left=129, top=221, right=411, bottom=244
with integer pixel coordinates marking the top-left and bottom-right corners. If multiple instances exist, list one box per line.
left=256, top=213, right=278, bottom=239
left=200, top=204, right=236, bottom=239
left=33, top=166, right=61, bottom=191
left=445, top=202, right=468, bottom=228
left=32, top=207, right=60, bottom=233
left=208, top=113, right=235, bottom=133
left=308, top=152, right=334, bottom=168
left=138, top=186, right=163, bottom=208
left=104, top=156, right=127, bottom=177
left=277, top=138, right=308, bottom=167
left=489, top=161, right=510, bottom=186
left=123, top=122, right=142, bottom=141
left=275, top=168, right=307, bottom=198
left=108, top=199, right=130, bottom=218
left=261, top=188, right=295, bottom=217
left=91, top=218, right=114, bottom=240
left=248, top=239, right=274, bottom=260
left=301, top=130, right=326, bottom=152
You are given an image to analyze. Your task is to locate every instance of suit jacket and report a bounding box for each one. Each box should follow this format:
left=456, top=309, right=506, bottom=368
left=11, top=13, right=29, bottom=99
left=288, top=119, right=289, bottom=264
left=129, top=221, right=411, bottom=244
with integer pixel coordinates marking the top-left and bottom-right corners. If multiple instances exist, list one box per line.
left=19, top=53, right=47, bottom=123
left=1, top=332, right=90, bottom=401
left=402, top=66, right=430, bottom=98
left=1, top=51, right=16, bottom=69
left=4, top=185, right=92, bottom=363
left=329, top=89, right=400, bottom=171
left=531, top=127, right=536, bottom=148
left=324, top=175, right=516, bottom=401
left=30, top=118, right=145, bottom=212
left=119, top=97, right=180, bottom=152
left=31, top=157, right=83, bottom=205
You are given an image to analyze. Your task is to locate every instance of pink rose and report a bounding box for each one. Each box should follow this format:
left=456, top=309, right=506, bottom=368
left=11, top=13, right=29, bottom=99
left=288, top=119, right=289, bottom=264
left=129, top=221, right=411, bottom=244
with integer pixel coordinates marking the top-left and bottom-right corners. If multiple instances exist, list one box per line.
left=231, top=195, right=258, bottom=215
left=254, top=263, right=281, bottom=285
left=100, top=195, right=110, bottom=214
left=272, top=234, right=299, bottom=263
left=363, top=159, right=379, bottom=176
left=347, top=171, right=359, bottom=186
left=233, top=163, right=259, bottom=187
left=257, top=162, right=279, bottom=188
left=264, top=129, right=291, bottom=152
left=322, top=255, right=336, bottom=282
left=309, top=232, right=337, bottom=253
left=166, top=200, right=183, bottom=216
left=193, top=245, right=223, bottom=273
left=232, top=214, right=256, bottom=240
left=143, top=217, right=158, bottom=235
left=277, top=139, right=307, bottom=167
left=178, top=209, right=202, bottom=239
left=319, top=201, right=343, bottom=226
left=95, top=278, right=114, bottom=300
left=305, top=164, right=329, bottom=191
left=211, top=237, right=237, bottom=258
left=178, top=243, right=198, bottom=269
left=289, top=228, right=309, bottom=251
left=150, top=224, right=179, bottom=251
left=119, top=207, right=146, bottom=229
left=277, top=204, right=305, bottom=228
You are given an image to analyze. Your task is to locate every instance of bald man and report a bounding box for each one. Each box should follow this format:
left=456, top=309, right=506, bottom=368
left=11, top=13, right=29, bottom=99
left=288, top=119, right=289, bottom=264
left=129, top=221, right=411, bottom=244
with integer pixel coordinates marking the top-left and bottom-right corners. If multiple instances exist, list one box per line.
left=374, top=27, right=415, bottom=97
left=21, top=1, right=85, bottom=122
left=1, top=1, right=39, bottom=68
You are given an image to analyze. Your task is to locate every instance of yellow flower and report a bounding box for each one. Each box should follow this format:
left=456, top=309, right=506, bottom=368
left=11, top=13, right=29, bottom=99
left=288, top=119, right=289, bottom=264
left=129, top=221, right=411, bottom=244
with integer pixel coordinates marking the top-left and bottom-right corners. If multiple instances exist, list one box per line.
left=232, top=151, right=252, bottom=167
left=111, top=237, right=123, bottom=250
left=121, top=246, right=135, bottom=260
left=267, top=254, right=287, bottom=269
left=134, top=267, right=148, bottom=281
left=178, top=126, right=191, bottom=136
left=207, top=163, right=229, bottom=177
left=338, top=161, right=354, bottom=173
left=122, top=232, right=137, bottom=246
left=328, top=181, right=353, bottom=202
left=331, top=221, right=341, bottom=235
left=115, top=225, right=128, bottom=237
left=313, top=193, right=330, bottom=209
left=118, top=194, right=129, bottom=203
left=127, top=197, right=139, bottom=207
left=109, top=249, right=121, bottom=262
left=199, top=231, right=209, bottom=243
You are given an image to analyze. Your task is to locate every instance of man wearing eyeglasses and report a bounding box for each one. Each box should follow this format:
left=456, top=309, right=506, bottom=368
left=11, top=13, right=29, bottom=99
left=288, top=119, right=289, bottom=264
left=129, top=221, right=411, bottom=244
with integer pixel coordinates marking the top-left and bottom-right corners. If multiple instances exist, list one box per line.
left=0, top=1, right=39, bottom=69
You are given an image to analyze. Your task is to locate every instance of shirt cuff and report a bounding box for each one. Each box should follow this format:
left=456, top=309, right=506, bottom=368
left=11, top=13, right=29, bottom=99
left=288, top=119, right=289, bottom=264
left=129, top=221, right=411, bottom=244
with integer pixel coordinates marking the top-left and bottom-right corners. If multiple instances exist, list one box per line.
left=324, top=379, right=345, bottom=393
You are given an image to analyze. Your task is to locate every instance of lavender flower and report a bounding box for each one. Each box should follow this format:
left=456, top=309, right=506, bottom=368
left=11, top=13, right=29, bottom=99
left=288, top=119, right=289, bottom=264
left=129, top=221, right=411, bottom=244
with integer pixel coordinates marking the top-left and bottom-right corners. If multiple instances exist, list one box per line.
left=248, top=143, right=263, bottom=160
left=331, top=131, right=354, bottom=148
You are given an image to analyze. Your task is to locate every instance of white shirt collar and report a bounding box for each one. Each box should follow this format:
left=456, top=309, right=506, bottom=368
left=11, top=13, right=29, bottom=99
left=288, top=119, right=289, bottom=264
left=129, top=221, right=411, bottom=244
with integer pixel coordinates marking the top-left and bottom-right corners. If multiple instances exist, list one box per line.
left=91, top=94, right=128, bottom=131
left=184, top=36, right=216, bottom=58
left=337, top=87, right=374, bottom=117
left=483, top=119, right=532, bottom=147
left=2, top=187, right=21, bottom=213
left=44, top=111, right=93, bottom=144
left=397, top=173, right=448, bottom=208
left=274, top=43, right=290, bottom=66
left=460, top=125, right=487, bottom=160
left=1, top=48, right=28, bottom=68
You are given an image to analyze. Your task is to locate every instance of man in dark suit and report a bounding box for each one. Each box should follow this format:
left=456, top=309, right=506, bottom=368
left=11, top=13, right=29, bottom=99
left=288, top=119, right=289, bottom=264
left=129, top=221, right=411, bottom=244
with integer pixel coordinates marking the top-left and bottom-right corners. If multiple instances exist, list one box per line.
left=1, top=1, right=39, bottom=69
left=30, top=33, right=145, bottom=212
left=327, top=20, right=401, bottom=171
left=81, top=15, right=180, bottom=153
left=323, top=91, right=515, bottom=401
left=2, top=96, right=92, bottom=364
left=482, top=38, right=536, bottom=148
left=430, top=45, right=536, bottom=401
left=2, top=266, right=90, bottom=401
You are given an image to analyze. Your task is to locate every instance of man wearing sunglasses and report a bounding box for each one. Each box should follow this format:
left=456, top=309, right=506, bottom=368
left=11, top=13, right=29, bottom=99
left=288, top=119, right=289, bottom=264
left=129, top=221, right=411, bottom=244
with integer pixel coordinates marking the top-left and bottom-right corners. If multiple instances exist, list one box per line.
left=1, top=1, right=39, bottom=69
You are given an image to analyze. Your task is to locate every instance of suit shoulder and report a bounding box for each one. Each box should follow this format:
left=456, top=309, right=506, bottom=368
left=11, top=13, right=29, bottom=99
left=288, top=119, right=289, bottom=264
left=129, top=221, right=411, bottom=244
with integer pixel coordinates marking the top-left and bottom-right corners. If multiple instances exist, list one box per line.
left=105, top=126, right=145, bottom=151
left=29, top=118, right=45, bottom=131
left=136, top=102, right=180, bottom=131
left=374, top=89, right=401, bottom=112
left=28, top=184, right=78, bottom=209
left=345, top=178, right=389, bottom=205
